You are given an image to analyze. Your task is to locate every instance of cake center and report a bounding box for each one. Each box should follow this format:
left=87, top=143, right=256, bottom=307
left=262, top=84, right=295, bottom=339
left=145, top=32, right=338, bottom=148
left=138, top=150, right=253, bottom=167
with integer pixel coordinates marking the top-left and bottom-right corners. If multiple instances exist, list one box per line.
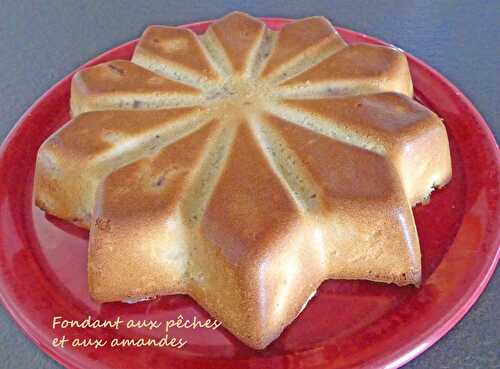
left=206, top=78, right=272, bottom=114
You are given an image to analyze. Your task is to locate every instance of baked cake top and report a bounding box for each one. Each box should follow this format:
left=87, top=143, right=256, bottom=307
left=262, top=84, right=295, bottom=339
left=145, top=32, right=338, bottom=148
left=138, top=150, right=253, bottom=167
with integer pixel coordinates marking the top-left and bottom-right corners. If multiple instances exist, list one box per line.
left=34, top=12, right=451, bottom=349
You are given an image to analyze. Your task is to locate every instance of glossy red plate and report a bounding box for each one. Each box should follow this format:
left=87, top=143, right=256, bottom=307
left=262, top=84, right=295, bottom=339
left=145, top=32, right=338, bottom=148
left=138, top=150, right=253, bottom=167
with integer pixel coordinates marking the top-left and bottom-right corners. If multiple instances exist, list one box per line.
left=0, top=18, right=498, bottom=369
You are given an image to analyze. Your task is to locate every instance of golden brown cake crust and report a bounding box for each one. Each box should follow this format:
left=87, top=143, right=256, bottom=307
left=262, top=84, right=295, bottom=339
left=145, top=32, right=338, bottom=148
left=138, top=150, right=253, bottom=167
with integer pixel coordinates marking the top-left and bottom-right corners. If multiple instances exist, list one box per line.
left=34, top=12, right=452, bottom=349
left=133, top=26, right=220, bottom=82
left=71, top=60, right=201, bottom=116
left=278, top=43, right=414, bottom=97
left=261, top=16, right=346, bottom=79
left=206, top=12, right=266, bottom=75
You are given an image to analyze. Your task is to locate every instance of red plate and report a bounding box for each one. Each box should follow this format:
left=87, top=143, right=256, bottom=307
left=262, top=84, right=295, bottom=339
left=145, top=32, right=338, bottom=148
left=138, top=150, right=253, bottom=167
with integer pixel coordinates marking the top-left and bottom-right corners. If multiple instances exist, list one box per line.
left=0, top=18, right=498, bottom=369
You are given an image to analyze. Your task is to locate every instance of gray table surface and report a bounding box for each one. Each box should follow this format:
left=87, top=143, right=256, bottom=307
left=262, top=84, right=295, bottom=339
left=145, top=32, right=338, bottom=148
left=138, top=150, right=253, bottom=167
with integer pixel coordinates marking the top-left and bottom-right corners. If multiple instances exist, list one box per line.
left=0, top=1, right=498, bottom=368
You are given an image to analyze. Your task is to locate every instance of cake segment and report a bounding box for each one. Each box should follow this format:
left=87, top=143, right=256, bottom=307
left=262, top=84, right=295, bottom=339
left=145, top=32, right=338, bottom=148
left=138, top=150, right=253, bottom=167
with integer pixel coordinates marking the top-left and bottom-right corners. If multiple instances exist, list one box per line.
left=248, top=116, right=320, bottom=212
left=260, top=16, right=347, bottom=84
left=200, top=123, right=302, bottom=265
left=132, top=26, right=221, bottom=87
left=34, top=107, right=209, bottom=228
left=263, top=114, right=421, bottom=285
left=196, top=123, right=325, bottom=349
left=71, top=60, right=203, bottom=116
left=272, top=93, right=452, bottom=205
left=89, top=120, right=221, bottom=301
left=275, top=44, right=413, bottom=98
left=203, top=12, right=267, bottom=77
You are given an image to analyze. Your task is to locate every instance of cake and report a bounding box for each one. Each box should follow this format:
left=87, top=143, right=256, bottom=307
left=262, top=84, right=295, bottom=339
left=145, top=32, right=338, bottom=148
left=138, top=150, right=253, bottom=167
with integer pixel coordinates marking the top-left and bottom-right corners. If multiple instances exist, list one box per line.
left=34, top=12, right=452, bottom=349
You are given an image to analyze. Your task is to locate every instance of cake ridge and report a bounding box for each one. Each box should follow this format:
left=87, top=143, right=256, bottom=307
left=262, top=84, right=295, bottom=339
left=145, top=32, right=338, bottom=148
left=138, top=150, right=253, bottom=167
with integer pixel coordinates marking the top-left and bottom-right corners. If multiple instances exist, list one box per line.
left=93, top=107, right=213, bottom=164
left=264, top=38, right=345, bottom=85
left=259, top=16, right=347, bottom=84
left=136, top=108, right=216, bottom=158
left=266, top=99, right=386, bottom=155
left=205, top=12, right=267, bottom=77
left=132, top=26, right=222, bottom=89
left=180, top=121, right=238, bottom=227
left=198, top=33, right=232, bottom=79
left=248, top=28, right=277, bottom=79
left=248, top=115, right=319, bottom=212
left=70, top=60, right=209, bottom=116
left=276, top=43, right=414, bottom=97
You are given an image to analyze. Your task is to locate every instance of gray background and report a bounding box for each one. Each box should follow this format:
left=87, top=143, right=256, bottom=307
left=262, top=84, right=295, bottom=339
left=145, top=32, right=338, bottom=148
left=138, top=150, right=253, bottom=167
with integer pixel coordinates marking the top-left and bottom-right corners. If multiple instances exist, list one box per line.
left=0, top=1, right=498, bottom=368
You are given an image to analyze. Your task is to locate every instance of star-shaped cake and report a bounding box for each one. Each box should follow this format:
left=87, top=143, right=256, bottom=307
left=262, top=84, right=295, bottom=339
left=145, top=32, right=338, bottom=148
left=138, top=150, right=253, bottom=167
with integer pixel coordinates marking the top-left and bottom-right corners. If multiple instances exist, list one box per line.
left=34, top=12, right=452, bottom=349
